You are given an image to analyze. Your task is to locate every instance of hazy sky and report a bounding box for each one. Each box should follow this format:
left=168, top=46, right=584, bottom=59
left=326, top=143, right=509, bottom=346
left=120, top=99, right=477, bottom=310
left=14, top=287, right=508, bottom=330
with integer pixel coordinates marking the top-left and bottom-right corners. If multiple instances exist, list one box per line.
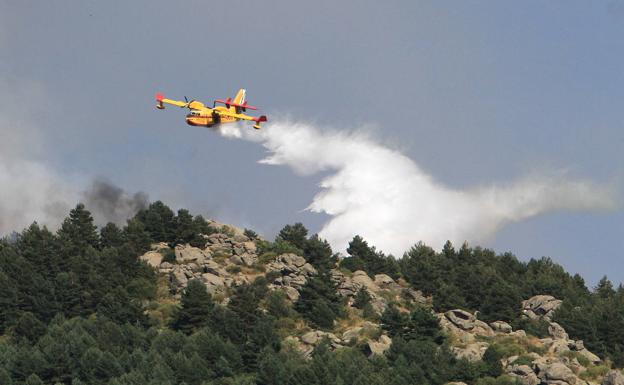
left=1, top=1, right=622, bottom=286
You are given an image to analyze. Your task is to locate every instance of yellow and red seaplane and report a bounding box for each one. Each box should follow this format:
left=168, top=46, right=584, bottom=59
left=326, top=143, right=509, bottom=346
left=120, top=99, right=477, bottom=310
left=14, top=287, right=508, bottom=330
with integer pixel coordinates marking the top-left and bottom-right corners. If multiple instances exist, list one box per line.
left=155, top=89, right=267, bottom=129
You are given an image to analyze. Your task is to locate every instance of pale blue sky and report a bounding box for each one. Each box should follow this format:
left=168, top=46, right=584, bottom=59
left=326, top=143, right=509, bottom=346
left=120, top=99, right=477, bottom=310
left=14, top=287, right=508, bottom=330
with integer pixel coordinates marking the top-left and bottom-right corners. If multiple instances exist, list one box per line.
left=1, top=1, right=622, bottom=286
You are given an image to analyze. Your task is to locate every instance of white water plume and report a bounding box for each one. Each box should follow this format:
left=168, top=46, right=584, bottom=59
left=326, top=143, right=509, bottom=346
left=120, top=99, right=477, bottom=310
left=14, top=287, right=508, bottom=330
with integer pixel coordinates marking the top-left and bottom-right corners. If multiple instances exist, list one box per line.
left=218, top=120, right=616, bottom=255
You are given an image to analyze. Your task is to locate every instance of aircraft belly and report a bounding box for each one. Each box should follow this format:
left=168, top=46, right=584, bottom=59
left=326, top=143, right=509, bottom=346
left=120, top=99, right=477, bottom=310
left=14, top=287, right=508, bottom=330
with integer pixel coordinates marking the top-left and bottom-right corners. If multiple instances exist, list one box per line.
left=186, top=117, right=214, bottom=127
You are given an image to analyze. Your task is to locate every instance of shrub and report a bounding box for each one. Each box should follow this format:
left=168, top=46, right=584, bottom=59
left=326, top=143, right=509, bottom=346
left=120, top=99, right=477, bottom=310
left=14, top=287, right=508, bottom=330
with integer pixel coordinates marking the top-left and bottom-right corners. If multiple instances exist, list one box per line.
left=226, top=265, right=242, bottom=274
left=161, top=248, right=176, bottom=264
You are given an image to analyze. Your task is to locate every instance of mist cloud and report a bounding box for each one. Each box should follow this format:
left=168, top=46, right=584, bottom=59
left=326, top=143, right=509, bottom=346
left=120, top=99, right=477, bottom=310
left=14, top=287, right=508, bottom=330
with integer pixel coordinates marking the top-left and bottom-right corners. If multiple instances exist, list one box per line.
left=219, top=120, right=616, bottom=255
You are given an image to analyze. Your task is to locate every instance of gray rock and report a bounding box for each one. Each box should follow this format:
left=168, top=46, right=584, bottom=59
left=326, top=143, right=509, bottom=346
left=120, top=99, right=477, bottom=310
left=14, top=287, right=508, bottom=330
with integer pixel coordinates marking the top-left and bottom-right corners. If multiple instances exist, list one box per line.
left=522, top=295, right=563, bottom=321
left=451, top=342, right=489, bottom=362
left=279, top=253, right=307, bottom=268
left=578, top=348, right=601, bottom=365
left=548, top=339, right=571, bottom=355
left=403, top=288, right=429, bottom=305
left=289, top=275, right=307, bottom=288
left=490, top=320, right=513, bottom=334
left=602, top=370, right=624, bottom=385
left=140, top=250, right=163, bottom=268
left=374, top=274, right=395, bottom=286
left=201, top=272, right=225, bottom=287
left=172, top=268, right=188, bottom=287
left=300, top=330, right=340, bottom=346
left=240, top=253, right=257, bottom=267
left=301, top=263, right=317, bottom=276
left=472, top=319, right=495, bottom=337
left=342, top=327, right=363, bottom=342
left=506, top=364, right=540, bottom=385
left=510, top=329, right=527, bottom=338
left=549, top=322, right=569, bottom=340
left=282, top=286, right=300, bottom=301
left=175, top=244, right=209, bottom=263
left=540, top=362, right=577, bottom=385
left=203, top=260, right=227, bottom=276
left=243, top=241, right=257, bottom=253
left=366, top=334, right=392, bottom=356
left=229, top=255, right=244, bottom=265
left=445, top=309, right=476, bottom=330
left=351, top=270, right=380, bottom=293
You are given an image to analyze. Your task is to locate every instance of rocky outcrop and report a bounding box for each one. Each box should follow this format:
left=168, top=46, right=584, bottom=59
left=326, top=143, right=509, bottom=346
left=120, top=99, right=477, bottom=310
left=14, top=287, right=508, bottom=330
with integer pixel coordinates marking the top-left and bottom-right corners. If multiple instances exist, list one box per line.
left=139, top=242, right=171, bottom=268
left=506, top=364, right=540, bottom=385
left=285, top=327, right=392, bottom=359
left=451, top=342, right=490, bottom=362
left=538, top=362, right=578, bottom=385
left=175, top=244, right=210, bottom=263
left=300, top=330, right=342, bottom=347
left=490, top=320, right=513, bottom=334
left=602, top=370, right=624, bottom=385
left=155, top=229, right=261, bottom=295
left=522, top=295, right=563, bottom=321
left=402, top=287, right=430, bottom=305
left=549, top=322, right=570, bottom=340
left=438, top=309, right=495, bottom=343
left=365, top=334, right=392, bottom=356
left=266, top=253, right=318, bottom=301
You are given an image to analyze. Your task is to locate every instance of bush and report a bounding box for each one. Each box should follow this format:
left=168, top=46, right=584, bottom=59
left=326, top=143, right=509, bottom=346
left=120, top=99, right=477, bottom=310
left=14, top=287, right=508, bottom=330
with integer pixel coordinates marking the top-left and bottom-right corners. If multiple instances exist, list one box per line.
left=244, top=228, right=258, bottom=240
left=161, top=248, right=176, bottom=264
left=265, top=290, right=293, bottom=319
left=474, top=375, right=519, bottom=385
left=226, top=265, right=242, bottom=274
left=258, top=252, right=278, bottom=265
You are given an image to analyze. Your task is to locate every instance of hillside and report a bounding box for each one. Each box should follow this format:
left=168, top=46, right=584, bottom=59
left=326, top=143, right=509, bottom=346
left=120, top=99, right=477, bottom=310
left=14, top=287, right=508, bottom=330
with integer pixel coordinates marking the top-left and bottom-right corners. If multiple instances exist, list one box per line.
left=1, top=201, right=623, bottom=385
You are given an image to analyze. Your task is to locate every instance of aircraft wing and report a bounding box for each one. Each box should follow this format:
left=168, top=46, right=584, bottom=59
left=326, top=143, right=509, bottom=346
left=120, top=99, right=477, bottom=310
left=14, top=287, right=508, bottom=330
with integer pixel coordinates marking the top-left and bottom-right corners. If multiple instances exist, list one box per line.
left=156, top=93, right=187, bottom=108
left=216, top=109, right=268, bottom=128
left=155, top=93, right=207, bottom=110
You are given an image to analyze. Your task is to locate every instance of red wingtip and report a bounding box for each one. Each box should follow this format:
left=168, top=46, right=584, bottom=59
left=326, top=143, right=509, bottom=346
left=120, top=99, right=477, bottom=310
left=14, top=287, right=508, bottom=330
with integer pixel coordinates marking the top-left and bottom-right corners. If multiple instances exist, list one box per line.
left=155, top=92, right=164, bottom=101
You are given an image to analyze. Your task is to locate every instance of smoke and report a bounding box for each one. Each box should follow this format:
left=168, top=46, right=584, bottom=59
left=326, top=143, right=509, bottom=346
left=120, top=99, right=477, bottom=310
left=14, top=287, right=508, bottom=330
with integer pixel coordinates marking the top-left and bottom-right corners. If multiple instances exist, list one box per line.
left=218, top=120, right=616, bottom=256
left=0, top=159, right=79, bottom=235
left=0, top=78, right=147, bottom=235
left=81, top=178, right=149, bottom=227
left=0, top=164, right=149, bottom=234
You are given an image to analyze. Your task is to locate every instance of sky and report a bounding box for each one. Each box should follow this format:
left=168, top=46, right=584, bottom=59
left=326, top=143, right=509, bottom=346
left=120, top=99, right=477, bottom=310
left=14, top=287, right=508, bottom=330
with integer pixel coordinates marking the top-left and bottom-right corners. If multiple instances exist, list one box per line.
left=0, top=1, right=622, bottom=286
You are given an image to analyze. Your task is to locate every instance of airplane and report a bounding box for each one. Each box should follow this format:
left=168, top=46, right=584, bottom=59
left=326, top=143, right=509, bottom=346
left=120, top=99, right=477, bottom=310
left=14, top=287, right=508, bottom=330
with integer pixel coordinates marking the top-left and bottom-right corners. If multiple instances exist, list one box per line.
left=155, top=88, right=267, bottom=129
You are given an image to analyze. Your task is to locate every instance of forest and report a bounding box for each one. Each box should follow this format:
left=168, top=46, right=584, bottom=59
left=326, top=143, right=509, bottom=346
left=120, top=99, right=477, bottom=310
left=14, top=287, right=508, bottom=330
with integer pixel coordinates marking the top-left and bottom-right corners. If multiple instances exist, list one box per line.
left=1, top=202, right=623, bottom=384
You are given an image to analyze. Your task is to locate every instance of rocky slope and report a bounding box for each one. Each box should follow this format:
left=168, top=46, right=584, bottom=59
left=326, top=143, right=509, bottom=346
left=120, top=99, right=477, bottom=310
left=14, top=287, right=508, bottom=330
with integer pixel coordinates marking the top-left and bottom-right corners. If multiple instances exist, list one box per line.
left=140, top=222, right=624, bottom=385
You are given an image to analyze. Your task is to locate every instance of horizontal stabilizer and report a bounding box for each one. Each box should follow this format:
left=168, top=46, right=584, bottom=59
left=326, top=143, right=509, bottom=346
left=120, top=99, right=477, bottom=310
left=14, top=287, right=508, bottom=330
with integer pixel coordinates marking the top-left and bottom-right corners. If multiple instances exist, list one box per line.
left=214, top=99, right=258, bottom=110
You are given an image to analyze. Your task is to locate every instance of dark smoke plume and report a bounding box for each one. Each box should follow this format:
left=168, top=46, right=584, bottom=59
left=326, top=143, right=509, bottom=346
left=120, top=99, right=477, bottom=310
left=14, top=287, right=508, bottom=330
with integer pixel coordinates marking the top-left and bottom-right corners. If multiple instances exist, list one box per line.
left=81, top=178, right=149, bottom=226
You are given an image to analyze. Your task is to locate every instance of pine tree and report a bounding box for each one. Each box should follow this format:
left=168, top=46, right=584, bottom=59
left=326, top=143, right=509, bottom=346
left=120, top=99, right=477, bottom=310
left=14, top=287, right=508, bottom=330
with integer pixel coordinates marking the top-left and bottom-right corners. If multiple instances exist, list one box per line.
left=11, top=312, right=46, bottom=344
left=295, top=273, right=344, bottom=330
left=277, top=223, right=308, bottom=250
left=171, top=279, right=215, bottom=334
left=17, top=223, right=61, bottom=278
left=595, top=276, right=615, bottom=299
left=303, top=234, right=335, bottom=272
left=100, top=222, right=125, bottom=248
left=57, top=204, right=99, bottom=256
left=0, top=270, right=18, bottom=332
left=123, top=218, right=152, bottom=254
left=135, top=201, right=176, bottom=242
